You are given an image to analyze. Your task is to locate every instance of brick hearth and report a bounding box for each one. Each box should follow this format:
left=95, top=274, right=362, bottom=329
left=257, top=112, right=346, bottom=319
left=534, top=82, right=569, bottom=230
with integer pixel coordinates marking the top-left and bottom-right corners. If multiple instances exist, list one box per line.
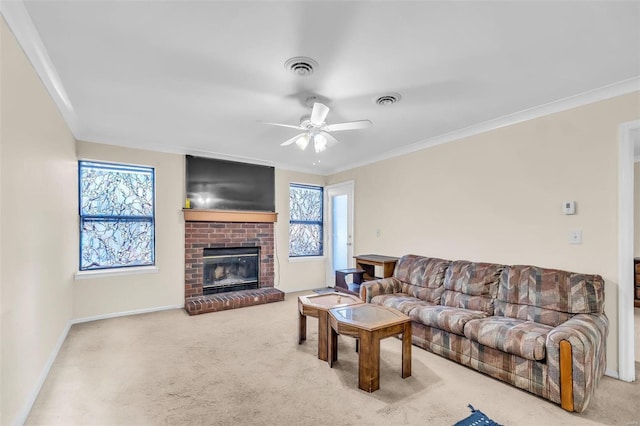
left=185, top=288, right=284, bottom=315
left=184, top=214, right=284, bottom=315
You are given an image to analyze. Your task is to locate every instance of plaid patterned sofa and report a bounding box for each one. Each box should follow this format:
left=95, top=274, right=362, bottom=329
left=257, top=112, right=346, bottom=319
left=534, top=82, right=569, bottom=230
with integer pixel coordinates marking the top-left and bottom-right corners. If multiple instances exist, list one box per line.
left=359, top=254, right=608, bottom=413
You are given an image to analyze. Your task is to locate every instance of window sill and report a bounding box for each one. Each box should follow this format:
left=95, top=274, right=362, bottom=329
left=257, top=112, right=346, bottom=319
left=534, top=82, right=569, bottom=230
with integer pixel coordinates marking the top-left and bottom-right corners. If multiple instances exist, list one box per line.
left=75, top=266, right=159, bottom=280
left=288, top=256, right=325, bottom=263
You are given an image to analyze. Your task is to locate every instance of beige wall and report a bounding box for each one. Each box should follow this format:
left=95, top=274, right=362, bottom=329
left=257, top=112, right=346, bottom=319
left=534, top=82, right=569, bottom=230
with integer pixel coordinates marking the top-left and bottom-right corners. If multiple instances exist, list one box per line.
left=74, top=142, right=185, bottom=319
left=274, top=169, right=326, bottom=292
left=1, top=18, right=77, bottom=425
left=70, top=149, right=328, bottom=312
left=635, top=162, right=640, bottom=258
left=328, top=92, right=640, bottom=373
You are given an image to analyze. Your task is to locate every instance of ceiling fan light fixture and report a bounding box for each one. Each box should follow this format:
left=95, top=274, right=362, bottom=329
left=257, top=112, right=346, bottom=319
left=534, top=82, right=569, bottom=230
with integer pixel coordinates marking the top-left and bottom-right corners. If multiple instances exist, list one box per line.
left=262, top=98, right=370, bottom=152
left=295, top=134, right=310, bottom=150
left=313, top=133, right=327, bottom=153
left=284, top=57, right=318, bottom=77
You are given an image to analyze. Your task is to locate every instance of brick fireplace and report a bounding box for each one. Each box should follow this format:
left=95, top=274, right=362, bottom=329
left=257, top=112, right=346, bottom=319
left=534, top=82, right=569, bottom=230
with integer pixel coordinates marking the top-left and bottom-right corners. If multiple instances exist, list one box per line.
left=183, top=210, right=284, bottom=315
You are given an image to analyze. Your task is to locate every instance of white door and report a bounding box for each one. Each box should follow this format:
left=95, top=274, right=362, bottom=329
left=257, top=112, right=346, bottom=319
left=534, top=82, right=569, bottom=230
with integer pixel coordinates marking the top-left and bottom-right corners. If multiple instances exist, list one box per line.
left=325, top=181, right=355, bottom=287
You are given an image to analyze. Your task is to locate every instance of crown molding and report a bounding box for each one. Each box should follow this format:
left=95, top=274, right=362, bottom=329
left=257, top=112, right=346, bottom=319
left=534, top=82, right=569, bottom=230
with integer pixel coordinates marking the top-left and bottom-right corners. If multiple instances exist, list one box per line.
left=3, top=0, right=637, bottom=176
left=1, top=1, right=325, bottom=175
left=76, top=138, right=328, bottom=177
left=327, top=77, right=640, bottom=175
left=1, top=0, right=79, bottom=137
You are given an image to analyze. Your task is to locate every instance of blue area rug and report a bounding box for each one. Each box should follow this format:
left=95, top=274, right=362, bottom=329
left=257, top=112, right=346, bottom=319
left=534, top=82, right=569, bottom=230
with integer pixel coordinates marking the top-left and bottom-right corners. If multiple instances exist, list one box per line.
left=453, top=405, right=502, bottom=426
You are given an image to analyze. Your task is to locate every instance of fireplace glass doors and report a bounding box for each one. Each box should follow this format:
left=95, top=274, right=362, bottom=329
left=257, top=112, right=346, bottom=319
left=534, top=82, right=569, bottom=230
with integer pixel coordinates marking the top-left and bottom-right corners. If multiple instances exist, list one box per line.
left=202, top=247, right=259, bottom=294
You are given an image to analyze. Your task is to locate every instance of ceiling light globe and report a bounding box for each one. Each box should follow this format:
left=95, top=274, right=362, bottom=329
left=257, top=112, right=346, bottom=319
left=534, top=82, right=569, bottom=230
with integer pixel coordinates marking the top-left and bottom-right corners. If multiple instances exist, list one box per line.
left=314, top=133, right=327, bottom=153
left=295, top=134, right=310, bottom=150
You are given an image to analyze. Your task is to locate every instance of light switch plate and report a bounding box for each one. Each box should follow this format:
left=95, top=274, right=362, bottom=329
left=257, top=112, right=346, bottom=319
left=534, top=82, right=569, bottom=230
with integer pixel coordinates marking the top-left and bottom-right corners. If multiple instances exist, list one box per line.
left=563, top=201, right=576, bottom=215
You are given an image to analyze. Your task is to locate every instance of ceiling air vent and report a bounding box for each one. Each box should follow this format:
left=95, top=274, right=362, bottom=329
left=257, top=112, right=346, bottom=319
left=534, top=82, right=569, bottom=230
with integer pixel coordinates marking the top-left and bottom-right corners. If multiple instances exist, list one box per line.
left=375, top=93, right=401, bottom=106
left=284, top=57, right=318, bottom=77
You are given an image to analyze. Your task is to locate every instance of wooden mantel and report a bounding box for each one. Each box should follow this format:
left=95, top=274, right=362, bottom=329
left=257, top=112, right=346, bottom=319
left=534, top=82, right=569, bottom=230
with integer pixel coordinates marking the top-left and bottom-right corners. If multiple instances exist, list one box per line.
left=182, top=209, right=277, bottom=223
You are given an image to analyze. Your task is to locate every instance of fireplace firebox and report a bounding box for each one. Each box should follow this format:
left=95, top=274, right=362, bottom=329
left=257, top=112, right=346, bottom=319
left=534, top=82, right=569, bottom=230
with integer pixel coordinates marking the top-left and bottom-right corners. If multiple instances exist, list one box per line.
left=202, top=247, right=259, bottom=294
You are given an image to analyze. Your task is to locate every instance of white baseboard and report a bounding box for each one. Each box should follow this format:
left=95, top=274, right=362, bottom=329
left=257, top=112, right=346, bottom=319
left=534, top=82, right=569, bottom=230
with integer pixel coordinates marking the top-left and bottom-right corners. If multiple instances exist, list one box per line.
left=13, top=321, right=71, bottom=426
left=605, top=368, right=619, bottom=379
left=71, top=304, right=184, bottom=324
left=14, top=304, right=183, bottom=425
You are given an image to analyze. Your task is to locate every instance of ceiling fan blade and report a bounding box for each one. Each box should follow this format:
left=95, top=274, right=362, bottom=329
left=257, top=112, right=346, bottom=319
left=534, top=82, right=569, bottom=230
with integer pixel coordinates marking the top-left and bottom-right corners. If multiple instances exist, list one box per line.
left=280, top=133, right=306, bottom=146
left=323, top=119, right=372, bottom=132
left=322, top=131, right=340, bottom=146
left=310, top=102, right=330, bottom=126
left=258, top=121, right=304, bottom=130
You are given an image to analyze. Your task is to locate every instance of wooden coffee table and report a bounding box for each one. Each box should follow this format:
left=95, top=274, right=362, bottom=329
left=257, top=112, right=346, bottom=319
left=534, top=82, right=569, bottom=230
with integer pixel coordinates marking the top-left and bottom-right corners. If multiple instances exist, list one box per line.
left=328, top=304, right=411, bottom=392
left=298, top=292, right=363, bottom=361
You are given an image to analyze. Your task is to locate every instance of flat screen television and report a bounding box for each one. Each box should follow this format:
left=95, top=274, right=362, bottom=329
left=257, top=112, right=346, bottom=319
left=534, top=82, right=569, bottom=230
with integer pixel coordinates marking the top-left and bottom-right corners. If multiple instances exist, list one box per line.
left=185, top=155, right=275, bottom=212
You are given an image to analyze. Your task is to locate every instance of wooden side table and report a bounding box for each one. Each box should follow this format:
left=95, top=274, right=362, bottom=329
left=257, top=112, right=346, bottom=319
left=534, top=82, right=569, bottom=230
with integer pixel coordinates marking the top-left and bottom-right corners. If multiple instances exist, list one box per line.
left=354, top=254, right=399, bottom=281
left=328, top=304, right=411, bottom=392
left=298, top=292, right=363, bottom=361
left=335, top=268, right=365, bottom=295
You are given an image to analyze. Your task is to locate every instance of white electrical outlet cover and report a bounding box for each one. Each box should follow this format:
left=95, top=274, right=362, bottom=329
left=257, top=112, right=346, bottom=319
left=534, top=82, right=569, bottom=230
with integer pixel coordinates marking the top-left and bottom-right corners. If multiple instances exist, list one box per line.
left=569, top=230, right=582, bottom=244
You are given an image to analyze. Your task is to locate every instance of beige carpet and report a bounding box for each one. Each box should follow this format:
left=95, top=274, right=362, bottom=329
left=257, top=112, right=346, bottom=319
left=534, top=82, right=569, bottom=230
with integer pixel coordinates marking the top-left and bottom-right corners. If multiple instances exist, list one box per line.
left=27, top=292, right=639, bottom=425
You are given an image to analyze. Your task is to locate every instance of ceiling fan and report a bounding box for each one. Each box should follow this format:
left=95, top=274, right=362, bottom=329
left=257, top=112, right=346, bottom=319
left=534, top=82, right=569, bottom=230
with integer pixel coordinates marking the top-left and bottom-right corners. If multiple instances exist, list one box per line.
left=260, top=101, right=372, bottom=153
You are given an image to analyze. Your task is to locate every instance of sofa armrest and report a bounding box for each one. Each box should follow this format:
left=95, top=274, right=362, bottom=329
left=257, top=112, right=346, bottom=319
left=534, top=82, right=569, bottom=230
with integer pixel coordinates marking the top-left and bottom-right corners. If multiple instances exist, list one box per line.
left=359, top=277, right=402, bottom=303
left=546, top=313, right=609, bottom=413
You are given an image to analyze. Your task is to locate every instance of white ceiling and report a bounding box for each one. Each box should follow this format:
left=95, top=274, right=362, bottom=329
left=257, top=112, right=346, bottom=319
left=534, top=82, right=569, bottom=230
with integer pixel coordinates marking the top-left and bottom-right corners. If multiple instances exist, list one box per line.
left=4, top=0, right=640, bottom=174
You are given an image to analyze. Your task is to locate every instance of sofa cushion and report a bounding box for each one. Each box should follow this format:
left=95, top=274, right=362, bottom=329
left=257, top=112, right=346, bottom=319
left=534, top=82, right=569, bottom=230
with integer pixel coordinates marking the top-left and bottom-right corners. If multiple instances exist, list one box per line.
left=464, top=316, right=552, bottom=361
left=442, top=260, right=504, bottom=314
left=495, top=265, right=605, bottom=327
left=410, top=305, right=487, bottom=336
left=393, top=255, right=451, bottom=304
left=370, top=294, right=434, bottom=315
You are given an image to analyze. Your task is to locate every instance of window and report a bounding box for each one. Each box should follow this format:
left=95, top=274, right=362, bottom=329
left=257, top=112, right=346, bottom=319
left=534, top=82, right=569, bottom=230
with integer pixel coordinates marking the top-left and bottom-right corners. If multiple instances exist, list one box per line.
left=289, top=183, right=323, bottom=257
left=78, top=161, right=155, bottom=271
